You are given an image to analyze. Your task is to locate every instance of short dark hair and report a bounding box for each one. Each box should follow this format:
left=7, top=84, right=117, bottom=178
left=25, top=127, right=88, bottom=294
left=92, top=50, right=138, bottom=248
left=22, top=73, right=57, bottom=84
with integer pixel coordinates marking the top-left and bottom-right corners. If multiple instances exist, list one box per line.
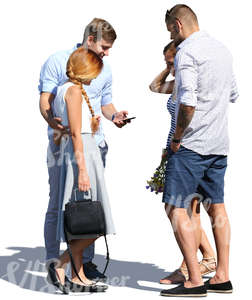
left=82, top=18, right=117, bottom=44
left=163, top=41, right=176, bottom=55
left=165, top=4, right=198, bottom=26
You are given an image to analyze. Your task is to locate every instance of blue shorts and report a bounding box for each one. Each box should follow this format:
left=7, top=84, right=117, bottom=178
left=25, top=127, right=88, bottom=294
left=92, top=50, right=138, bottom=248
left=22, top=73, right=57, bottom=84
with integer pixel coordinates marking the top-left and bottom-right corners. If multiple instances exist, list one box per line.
left=162, top=146, right=227, bottom=208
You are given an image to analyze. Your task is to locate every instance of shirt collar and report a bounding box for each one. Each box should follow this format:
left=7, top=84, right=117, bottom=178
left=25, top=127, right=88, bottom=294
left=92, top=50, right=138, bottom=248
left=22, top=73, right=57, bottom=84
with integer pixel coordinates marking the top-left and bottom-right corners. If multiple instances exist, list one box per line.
left=176, top=30, right=208, bottom=51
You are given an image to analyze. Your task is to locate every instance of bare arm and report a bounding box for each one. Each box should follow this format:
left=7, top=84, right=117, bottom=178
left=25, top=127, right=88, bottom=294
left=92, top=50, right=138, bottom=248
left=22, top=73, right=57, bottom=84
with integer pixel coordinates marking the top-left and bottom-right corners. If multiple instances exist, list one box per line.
left=170, top=104, right=195, bottom=152
left=149, top=67, right=175, bottom=94
left=65, top=86, right=89, bottom=191
left=39, top=92, right=65, bottom=131
left=101, top=103, right=117, bottom=121
left=174, top=104, right=195, bottom=139
left=102, top=103, right=128, bottom=128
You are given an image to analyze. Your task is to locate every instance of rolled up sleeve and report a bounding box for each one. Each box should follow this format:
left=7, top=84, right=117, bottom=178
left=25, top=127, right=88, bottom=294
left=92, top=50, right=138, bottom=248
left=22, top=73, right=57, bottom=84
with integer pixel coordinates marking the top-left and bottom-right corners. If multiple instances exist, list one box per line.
left=38, top=55, right=59, bottom=95
left=176, top=52, right=198, bottom=107
left=230, top=71, right=239, bottom=103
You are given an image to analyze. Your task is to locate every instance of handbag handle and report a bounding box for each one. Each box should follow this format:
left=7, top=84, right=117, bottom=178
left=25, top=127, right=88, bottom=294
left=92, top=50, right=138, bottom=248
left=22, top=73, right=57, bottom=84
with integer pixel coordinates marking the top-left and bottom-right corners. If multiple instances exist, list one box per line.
left=73, top=188, right=92, bottom=202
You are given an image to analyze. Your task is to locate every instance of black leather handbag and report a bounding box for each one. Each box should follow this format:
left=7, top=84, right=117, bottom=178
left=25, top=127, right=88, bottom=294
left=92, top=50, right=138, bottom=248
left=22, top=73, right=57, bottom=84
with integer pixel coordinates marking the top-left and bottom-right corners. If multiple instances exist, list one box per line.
left=64, top=189, right=109, bottom=282
left=65, top=199, right=106, bottom=235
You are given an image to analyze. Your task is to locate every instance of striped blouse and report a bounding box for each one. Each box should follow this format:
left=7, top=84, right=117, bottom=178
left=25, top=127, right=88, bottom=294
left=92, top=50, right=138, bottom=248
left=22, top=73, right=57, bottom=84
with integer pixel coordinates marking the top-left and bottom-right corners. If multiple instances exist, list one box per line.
left=166, top=95, right=176, bottom=148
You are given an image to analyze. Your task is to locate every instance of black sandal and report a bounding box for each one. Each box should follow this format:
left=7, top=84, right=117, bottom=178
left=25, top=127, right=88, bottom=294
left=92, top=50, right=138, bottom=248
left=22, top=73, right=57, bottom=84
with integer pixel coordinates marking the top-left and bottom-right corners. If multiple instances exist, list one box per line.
left=64, top=276, right=108, bottom=293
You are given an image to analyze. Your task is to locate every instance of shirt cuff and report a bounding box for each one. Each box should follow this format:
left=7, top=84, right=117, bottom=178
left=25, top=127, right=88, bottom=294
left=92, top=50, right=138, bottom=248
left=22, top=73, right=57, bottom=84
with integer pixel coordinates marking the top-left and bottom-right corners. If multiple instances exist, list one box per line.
left=101, top=98, right=113, bottom=106
left=39, top=82, right=57, bottom=95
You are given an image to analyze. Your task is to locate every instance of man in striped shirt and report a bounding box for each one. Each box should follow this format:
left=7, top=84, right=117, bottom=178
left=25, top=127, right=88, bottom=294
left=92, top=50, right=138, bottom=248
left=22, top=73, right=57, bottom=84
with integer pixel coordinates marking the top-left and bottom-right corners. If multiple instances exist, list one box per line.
left=160, top=4, right=238, bottom=297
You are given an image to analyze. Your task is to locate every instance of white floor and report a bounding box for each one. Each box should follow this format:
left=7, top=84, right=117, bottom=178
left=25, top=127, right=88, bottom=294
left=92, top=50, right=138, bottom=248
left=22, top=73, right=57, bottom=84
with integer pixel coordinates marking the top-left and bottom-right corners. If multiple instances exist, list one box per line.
left=1, top=0, right=251, bottom=299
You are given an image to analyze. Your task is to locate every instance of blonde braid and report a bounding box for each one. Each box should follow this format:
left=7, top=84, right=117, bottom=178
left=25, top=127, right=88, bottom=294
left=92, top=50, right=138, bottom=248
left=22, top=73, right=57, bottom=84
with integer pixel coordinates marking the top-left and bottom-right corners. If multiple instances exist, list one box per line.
left=68, top=76, right=99, bottom=134
left=80, top=86, right=99, bottom=135
left=66, top=50, right=100, bottom=135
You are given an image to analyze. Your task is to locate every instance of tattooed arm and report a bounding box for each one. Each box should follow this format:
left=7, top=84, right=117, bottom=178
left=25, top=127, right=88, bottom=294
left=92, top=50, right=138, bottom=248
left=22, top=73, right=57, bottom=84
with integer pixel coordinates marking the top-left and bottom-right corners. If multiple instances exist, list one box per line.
left=171, top=104, right=195, bottom=152
left=171, top=51, right=198, bottom=152
left=174, top=104, right=195, bottom=139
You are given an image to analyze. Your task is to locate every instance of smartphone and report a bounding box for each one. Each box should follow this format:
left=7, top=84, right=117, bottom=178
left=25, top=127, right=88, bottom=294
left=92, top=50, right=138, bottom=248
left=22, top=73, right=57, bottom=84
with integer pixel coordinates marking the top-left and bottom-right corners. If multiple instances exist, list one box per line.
left=123, top=117, right=136, bottom=122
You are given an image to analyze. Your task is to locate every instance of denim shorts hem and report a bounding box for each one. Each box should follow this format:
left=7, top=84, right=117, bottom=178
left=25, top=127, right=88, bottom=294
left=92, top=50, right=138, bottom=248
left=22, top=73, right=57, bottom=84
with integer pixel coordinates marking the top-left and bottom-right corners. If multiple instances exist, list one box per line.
left=162, top=196, right=190, bottom=209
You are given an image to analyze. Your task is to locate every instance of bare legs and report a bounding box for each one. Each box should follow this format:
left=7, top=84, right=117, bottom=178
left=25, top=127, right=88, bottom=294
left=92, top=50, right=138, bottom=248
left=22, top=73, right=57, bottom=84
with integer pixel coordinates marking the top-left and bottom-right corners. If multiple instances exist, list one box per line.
left=181, top=199, right=215, bottom=268
left=165, top=204, right=203, bottom=287
left=199, top=230, right=215, bottom=259
left=161, top=199, right=215, bottom=284
left=206, top=203, right=230, bottom=284
left=164, top=201, right=231, bottom=288
left=55, top=238, right=97, bottom=285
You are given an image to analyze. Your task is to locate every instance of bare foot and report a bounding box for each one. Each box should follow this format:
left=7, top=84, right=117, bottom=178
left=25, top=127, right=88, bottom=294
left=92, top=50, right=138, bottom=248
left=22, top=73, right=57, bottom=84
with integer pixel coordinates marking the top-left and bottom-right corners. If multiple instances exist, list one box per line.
left=71, top=277, right=95, bottom=286
left=55, top=267, right=65, bottom=285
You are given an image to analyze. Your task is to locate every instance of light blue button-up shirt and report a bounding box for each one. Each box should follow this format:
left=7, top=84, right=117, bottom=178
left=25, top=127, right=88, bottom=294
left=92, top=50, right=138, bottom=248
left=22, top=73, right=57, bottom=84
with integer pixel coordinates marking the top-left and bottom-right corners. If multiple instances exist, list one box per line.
left=174, top=31, right=239, bottom=155
left=38, top=44, right=113, bottom=146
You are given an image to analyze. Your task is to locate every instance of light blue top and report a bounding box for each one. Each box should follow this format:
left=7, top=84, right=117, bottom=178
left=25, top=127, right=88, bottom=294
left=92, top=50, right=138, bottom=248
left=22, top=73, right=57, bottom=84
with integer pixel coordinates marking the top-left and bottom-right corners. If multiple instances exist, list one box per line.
left=174, top=31, right=239, bottom=155
left=38, top=44, right=113, bottom=146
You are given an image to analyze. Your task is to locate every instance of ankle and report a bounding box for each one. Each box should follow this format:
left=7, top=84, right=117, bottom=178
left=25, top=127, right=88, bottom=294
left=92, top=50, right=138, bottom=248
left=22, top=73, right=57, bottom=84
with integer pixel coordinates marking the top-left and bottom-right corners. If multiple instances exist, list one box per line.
left=180, top=261, right=187, bottom=270
left=211, top=272, right=229, bottom=284
left=185, top=279, right=203, bottom=288
left=201, top=253, right=215, bottom=260
left=71, top=275, right=88, bottom=282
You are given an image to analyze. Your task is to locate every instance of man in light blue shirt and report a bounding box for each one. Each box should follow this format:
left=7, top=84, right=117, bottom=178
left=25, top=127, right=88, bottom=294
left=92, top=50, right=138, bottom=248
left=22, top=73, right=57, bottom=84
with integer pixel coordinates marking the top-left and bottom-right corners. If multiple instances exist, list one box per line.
left=160, top=4, right=237, bottom=297
left=39, top=18, right=128, bottom=282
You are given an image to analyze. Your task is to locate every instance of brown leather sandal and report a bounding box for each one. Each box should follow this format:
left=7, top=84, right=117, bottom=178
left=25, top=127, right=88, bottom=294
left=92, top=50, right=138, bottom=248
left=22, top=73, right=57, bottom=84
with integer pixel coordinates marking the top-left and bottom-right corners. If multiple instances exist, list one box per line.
left=160, top=257, right=216, bottom=285
left=159, top=268, right=187, bottom=285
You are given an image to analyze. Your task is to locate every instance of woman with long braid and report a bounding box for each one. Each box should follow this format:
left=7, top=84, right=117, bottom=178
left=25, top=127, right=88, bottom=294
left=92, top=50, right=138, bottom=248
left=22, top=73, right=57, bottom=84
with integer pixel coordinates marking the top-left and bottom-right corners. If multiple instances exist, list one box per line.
left=47, top=47, right=115, bottom=294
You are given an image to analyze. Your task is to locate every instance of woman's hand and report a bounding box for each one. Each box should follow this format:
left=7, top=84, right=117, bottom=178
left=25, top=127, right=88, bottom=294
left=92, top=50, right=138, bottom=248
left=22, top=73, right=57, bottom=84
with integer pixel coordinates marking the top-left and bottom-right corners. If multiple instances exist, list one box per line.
left=78, top=170, right=91, bottom=191
left=94, top=115, right=101, bottom=123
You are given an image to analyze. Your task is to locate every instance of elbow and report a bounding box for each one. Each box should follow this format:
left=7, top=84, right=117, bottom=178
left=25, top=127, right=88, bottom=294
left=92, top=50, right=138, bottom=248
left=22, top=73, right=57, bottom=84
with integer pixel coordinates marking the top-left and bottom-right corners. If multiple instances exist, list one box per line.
left=149, top=84, right=159, bottom=93
left=70, top=131, right=82, bottom=139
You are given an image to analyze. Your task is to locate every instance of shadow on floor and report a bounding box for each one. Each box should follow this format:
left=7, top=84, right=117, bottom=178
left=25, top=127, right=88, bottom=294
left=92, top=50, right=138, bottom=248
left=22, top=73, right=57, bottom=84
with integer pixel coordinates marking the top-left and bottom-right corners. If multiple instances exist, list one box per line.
left=0, top=246, right=170, bottom=294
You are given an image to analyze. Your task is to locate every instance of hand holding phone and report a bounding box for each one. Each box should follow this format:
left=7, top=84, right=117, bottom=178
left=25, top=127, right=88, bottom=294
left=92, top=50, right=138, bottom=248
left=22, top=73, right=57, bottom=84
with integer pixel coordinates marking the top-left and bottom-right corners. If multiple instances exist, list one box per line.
left=123, top=117, right=136, bottom=123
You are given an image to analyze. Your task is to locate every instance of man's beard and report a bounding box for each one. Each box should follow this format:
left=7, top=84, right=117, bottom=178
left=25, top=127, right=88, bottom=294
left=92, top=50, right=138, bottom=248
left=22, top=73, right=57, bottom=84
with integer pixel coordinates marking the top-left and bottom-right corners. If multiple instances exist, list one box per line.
left=173, top=36, right=184, bottom=47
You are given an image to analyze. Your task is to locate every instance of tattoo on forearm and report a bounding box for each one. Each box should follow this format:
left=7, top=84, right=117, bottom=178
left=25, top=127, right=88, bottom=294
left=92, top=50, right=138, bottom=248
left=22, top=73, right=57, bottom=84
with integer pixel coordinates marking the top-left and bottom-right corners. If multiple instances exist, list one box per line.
left=176, top=105, right=195, bottom=136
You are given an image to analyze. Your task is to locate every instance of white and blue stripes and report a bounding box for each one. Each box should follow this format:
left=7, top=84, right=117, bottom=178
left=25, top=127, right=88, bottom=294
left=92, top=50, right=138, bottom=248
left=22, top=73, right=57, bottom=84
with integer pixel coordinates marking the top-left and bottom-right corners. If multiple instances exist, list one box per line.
left=166, top=95, right=176, bottom=148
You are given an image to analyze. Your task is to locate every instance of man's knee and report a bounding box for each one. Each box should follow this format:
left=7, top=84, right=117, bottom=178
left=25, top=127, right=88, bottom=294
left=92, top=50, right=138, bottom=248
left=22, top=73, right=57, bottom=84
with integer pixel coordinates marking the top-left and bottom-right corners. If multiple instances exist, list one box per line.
left=164, top=204, right=187, bottom=221
left=206, top=203, right=225, bottom=217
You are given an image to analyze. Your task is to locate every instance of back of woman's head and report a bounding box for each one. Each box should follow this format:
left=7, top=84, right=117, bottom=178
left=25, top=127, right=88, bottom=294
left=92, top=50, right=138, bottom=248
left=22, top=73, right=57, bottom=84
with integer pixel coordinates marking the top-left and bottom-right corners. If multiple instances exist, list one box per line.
left=66, top=47, right=103, bottom=135
left=163, top=41, right=176, bottom=56
left=66, top=47, right=103, bottom=84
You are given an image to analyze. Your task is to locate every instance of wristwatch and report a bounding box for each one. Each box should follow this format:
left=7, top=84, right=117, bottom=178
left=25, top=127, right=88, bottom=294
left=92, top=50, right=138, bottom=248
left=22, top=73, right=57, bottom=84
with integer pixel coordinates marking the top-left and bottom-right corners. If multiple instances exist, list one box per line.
left=111, top=113, right=116, bottom=121
left=172, top=136, right=181, bottom=144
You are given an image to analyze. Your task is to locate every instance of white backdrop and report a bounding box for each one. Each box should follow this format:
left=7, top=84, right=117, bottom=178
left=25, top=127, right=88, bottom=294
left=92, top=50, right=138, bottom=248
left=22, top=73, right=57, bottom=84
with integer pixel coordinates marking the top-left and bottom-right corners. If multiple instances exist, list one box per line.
left=0, top=0, right=251, bottom=299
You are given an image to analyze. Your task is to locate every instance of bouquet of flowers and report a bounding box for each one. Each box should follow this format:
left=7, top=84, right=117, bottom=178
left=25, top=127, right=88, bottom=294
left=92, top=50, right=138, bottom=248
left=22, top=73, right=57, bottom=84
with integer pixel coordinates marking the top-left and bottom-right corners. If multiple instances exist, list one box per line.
left=146, top=148, right=169, bottom=194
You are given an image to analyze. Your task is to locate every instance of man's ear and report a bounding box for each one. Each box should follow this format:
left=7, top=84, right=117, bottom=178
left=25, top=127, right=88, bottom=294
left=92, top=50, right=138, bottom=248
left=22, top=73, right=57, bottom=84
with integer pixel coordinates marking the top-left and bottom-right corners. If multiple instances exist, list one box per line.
left=175, top=19, right=182, bottom=33
left=86, top=35, right=95, bottom=47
